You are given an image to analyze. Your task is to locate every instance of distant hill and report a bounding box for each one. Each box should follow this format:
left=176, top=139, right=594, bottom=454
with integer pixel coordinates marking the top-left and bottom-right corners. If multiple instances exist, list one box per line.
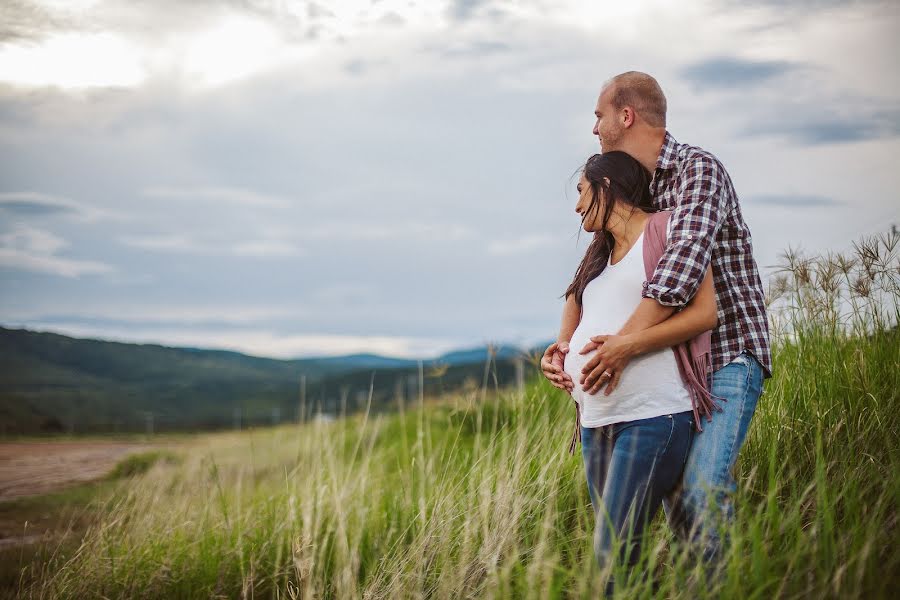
left=432, top=345, right=525, bottom=365
left=288, top=352, right=418, bottom=373
left=0, top=326, right=549, bottom=435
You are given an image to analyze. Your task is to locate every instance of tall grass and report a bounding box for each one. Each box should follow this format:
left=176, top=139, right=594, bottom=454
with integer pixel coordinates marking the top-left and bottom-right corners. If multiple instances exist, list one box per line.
left=19, top=231, right=900, bottom=599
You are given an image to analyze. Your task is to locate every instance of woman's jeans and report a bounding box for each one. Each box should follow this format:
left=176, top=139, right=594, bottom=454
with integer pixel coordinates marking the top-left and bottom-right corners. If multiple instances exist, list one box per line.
left=662, top=350, right=765, bottom=564
left=580, top=410, right=694, bottom=578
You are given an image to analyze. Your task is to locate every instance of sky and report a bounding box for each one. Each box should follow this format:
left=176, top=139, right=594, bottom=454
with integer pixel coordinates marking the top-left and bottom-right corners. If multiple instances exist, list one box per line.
left=1, top=0, right=898, bottom=359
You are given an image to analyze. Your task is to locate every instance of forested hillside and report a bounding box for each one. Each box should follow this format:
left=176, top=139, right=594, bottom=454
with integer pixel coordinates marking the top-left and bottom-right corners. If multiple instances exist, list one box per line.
left=0, top=327, right=542, bottom=434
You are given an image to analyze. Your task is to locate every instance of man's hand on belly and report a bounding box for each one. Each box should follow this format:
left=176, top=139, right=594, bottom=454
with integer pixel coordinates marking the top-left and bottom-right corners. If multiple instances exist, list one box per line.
left=578, top=333, right=638, bottom=395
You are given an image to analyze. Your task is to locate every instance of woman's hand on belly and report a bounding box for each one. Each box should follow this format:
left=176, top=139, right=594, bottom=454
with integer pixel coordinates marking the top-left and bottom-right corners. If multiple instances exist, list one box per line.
left=540, top=341, right=574, bottom=393
left=578, top=333, right=638, bottom=395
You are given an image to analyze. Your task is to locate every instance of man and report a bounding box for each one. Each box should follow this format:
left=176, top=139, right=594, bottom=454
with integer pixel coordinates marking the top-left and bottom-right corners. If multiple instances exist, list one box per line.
left=541, top=71, right=772, bottom=565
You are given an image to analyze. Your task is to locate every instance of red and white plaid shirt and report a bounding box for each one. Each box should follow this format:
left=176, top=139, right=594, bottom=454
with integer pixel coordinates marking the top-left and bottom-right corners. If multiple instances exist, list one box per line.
left=642, top=131, right=773, bottom=378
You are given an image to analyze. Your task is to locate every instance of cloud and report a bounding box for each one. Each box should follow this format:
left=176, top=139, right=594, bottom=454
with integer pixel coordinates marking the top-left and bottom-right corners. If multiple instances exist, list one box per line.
left=343, top=59, right=368, bottom=76
left=0, top=191, right=118, bottom=221
left=141, top=185, right=293, bottom=208
left=0, top=249, right=114, bottom=277
left=0, top=30, right=147, bottom=88
left=2, top=303, right=310, bottom=328
left=0, top=0, right=77, bottom=43
left=308, top=283, right=375, bottom=304
left=0, top=321, right=462, bottom=360
left=304, top=221, right=475, bottom=243
left=377, top=11, right=405, bottom=27
left=0, top=0, right=897, bottom=360
left=0, top=192, right=78, bottom=217
left=0, top=224, right=66, bottom=254
left=447, top=0, right=488, bottom=22
left=488, top=233, right=554, bottom=256
left=746, top=107, right=900, bottom=145
left=232, top=239, right=305, bottom=258
left=732, top=0, right=888, bottom=7
left=748, top=194, right=842, bottom=207
left=116, top=233, right=210, bottom=253
left=0, top=224, right=114, bottom=277
left=0, top=2, right=317, bottom=91
left=118, top=233, right=305, bottom=258
left=432, top=40, right=511, bottom=59
left=681, top=56, right=797, bottom=88
left=792, top=114, right=900, bottom=145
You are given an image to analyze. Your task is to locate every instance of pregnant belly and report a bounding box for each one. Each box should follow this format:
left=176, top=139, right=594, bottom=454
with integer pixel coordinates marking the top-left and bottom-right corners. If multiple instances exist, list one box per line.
left=563, top=324, right=601, bottom=389
left=563, top=325, right=691, bottom=412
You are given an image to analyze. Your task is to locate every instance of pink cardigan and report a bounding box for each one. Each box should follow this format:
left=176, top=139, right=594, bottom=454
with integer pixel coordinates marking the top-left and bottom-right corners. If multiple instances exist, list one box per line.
left=567, top=210, right=724, bottom=455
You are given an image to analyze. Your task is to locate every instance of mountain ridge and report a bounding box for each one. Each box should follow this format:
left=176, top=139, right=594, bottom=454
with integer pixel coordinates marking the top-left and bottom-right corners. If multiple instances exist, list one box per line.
left=0, top=326, right=550, bottom=435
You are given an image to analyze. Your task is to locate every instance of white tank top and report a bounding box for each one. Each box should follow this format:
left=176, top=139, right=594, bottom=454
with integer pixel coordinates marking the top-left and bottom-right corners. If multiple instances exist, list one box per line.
left=563, top=230, right=693, bottom=427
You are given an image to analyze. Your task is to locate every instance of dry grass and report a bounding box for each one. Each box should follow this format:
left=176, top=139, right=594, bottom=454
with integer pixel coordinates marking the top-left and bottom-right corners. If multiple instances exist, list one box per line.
left=12, top=229, right=900, bottom=599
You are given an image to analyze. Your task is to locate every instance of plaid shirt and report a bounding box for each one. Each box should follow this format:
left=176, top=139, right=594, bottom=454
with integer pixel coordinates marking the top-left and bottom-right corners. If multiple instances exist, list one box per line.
left=642, top=131, right=773, bottom=378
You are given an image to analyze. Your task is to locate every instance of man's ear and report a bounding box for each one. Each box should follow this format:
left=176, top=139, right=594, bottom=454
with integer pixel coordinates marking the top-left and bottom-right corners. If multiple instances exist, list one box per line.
left=622, top=106, right=635, bottom=128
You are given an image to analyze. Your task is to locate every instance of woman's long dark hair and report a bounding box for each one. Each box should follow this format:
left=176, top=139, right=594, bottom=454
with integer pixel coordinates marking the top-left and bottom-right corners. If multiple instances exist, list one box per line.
left=562, top=151, right=655, bottom=306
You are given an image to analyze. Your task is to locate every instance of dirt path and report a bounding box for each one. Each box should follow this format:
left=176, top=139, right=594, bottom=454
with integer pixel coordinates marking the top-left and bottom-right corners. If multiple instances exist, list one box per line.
left=0, top=441, right=153, bottom=501
left=0, top=440, right=160, bottom=591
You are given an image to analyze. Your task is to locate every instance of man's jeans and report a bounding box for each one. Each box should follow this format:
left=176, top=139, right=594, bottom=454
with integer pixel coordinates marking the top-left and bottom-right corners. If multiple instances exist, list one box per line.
left=662, top=350, right=765, bottom=563
left=580, top=411, right=694, bottom=580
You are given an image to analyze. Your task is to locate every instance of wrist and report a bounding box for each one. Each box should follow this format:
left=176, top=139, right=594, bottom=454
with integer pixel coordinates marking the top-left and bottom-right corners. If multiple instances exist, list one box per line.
left=622, top=332, right=643, bottom=357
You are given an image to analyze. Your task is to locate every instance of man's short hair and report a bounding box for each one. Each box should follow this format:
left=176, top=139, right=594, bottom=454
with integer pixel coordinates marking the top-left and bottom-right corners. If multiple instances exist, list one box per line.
left=605, top=71, right=667, bottom=128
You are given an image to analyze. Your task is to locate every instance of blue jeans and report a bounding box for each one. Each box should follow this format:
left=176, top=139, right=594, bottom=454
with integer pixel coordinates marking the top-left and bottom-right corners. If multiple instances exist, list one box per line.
left=662, top=350, right=765, bottom=564
left=580, top=410, right=694, bottom=589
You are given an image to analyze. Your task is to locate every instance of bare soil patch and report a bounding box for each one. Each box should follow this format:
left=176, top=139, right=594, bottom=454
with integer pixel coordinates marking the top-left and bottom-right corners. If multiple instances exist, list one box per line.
left=0, top=441, right=152, bottom=502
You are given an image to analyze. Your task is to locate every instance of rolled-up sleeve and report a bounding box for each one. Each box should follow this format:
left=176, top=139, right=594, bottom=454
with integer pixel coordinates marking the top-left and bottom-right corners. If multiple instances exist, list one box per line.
left=642, top=155, right=729, bottom=307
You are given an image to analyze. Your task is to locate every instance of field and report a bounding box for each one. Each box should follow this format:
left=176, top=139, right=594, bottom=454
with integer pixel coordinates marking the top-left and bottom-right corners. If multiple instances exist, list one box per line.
left=0, top=439, right=186, bottom=595
left=0, top=441, right=156, bottom=502
left=4, top=231, right=899, bottom=599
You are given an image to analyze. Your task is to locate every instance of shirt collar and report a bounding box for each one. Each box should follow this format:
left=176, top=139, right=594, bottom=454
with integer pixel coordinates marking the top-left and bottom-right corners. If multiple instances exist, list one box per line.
left=655, top=130, right=679, bottom=172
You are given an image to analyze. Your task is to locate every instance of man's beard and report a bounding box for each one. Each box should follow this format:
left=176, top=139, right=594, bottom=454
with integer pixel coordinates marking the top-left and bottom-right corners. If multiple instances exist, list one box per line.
left=599, top=126, right=624, bottom=153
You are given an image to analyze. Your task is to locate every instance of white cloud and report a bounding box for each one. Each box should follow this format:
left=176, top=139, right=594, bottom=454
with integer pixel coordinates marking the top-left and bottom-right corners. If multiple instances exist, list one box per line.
left=0, top=225, right=114, bottom=277
left=0, top=31, right=145, bottom=88
left=0, top=249, right=111, bottom=278
left=0, top=225, right=66, bottom=254
left=117, top=233, right=305, bottom=258
left=488, top=234, right=555, bottom=256
left=141, top=186, right=293, bottom=208
left=0, top=191, right=123, bottom=222
left=0, top=0, right=451, bottom=92
left=1, top=0, right=898, bottom=358
left=181, top=14, right=308, bottom=89
left=232, top=239, right=306, bottom=258
left=308, top=283, right=375, bottom=303
left=30, top=0, right=102, bottom=11
left=116, top=233, right=209, bottom=253
left=304, top=221, right=475, bottom=242
left=4, top=322, right=461, bottom=359
left=1, top=303, right=309, bottom=326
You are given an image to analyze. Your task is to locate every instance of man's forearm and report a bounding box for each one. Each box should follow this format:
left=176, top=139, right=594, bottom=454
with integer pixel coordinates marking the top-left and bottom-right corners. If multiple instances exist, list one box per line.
left=616, top=297, right=677, bottom=336
left=558, top=294, right=581, bottom=343
left=629, top=306, right=715, bottom=355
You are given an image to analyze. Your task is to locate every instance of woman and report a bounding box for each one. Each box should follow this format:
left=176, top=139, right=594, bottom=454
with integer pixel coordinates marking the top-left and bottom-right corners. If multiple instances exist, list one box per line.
left=542, top=151, right=719, bottom=592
